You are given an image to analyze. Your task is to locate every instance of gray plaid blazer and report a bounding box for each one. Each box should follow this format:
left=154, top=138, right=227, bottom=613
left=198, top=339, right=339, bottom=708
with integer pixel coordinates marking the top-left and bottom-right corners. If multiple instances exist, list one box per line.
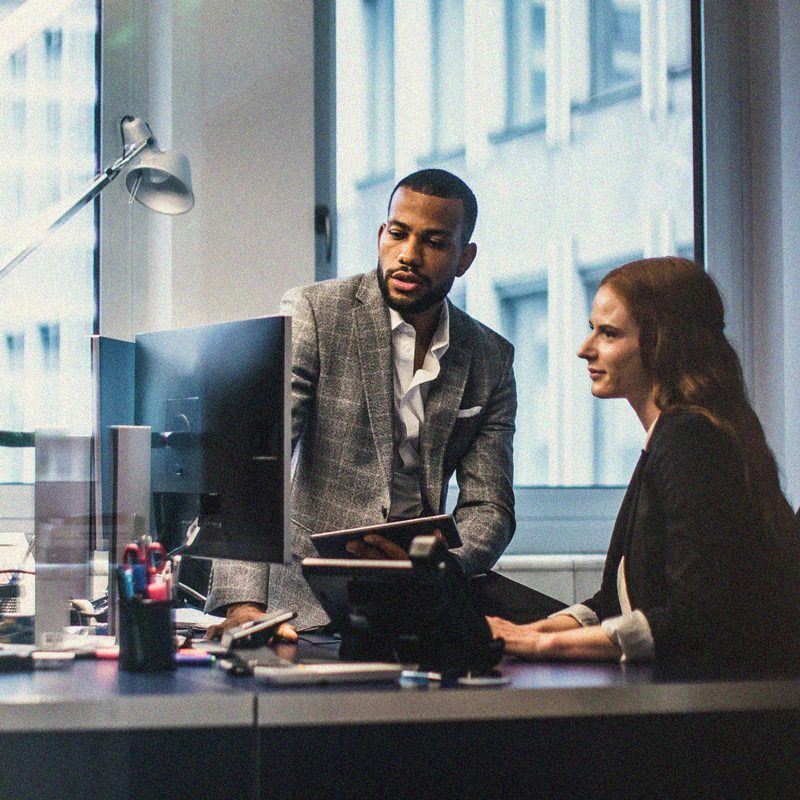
left=206, top=270, right=516, bottom=629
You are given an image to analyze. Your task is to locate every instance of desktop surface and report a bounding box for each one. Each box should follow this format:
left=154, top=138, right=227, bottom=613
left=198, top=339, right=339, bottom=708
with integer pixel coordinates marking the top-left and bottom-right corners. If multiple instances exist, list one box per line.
left=1, top=638, right=799, bottom=733
left=1, top=643, right=799, bottom=799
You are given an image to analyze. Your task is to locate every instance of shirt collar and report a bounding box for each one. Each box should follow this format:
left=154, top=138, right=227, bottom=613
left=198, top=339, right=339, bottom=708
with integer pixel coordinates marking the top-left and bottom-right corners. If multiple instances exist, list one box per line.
left=388, top=302, right=450, bottom=356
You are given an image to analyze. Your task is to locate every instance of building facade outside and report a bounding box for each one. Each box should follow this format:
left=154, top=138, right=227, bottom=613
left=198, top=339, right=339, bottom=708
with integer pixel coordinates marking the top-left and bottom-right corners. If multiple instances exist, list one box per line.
left=336, top=0, right=694, bottom=486
left=0, top=0, right=98, bottom=483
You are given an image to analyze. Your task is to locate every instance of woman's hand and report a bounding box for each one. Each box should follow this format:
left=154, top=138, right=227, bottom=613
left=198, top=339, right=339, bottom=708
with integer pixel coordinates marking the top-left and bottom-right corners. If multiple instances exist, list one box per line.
left=528, top=614, right=582, bottom=633
left=487, top=616, right=558, bottom=659
left=486, top=613, right=581, bottom=658
left=487, top=615, right=621, bottom=661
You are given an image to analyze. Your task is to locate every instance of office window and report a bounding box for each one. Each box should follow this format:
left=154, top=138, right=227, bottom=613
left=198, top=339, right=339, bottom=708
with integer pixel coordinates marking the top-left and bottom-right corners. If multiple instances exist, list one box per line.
left=0, top=332, right=25, bottom=483
left=9, top=49, right=26, bottom=80
left=12, top=172, right=24, bottom=215
left=5, top=332, right=25, bottom=372
left=581, top=273, right=643, bottom=483
left=334, top=1, right=694, bottom=497
left=591, top=0, right=641, bottom=98
left=44, top=173, right=61, bottom=205
left=11, top=100, right=25, bottom=135
left=361, top=0, right=395, bottom=184
left=448, top=279, right=466, bottom=312
left=428, top=0, right=465, bottom=159
left=46, top=102, right=61, bottom=148
left=666, top=2, right=692, bottom=73
left=498, top=281, right=549, bottom=485
left=44, top=28, right=64, bottom=57
left=44, top=28, right=64, bottom=80
left=504, top=0, right=546, bottom=132
left=39, top=323, right=61, bottom=372
left=0, top=1, right=99, bottom=484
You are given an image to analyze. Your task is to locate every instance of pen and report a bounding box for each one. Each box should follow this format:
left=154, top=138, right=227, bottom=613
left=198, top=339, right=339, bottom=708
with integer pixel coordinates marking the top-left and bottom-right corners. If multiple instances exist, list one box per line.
left=121, top=566, right=134, bottom=599
left=145, top=542, right=167, bottom=580
left=122, top=543, right=147, bottom=594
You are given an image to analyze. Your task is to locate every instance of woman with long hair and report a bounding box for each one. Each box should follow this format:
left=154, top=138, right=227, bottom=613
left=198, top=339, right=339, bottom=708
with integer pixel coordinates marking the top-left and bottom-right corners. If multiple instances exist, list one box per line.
left=488, top=257, right=800, bottom=671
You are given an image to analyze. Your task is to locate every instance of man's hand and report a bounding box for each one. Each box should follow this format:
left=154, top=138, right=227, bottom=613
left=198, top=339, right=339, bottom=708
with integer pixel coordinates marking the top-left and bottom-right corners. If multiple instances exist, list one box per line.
left=346, top=533, right=408, bottom=559
left=205, top=602, right=298, bottom=643
left=344, top=527, right=448, bottom=560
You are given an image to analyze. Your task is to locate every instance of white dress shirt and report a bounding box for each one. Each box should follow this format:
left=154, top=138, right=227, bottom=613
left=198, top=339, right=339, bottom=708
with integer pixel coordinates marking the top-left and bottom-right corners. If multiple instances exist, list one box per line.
left=387, top=304, right=450, bottom=520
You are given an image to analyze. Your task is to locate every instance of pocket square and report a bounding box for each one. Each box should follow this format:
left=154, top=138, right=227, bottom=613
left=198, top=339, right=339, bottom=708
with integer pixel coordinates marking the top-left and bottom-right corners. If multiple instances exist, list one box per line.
left=456, top=406, right=482, bottom=419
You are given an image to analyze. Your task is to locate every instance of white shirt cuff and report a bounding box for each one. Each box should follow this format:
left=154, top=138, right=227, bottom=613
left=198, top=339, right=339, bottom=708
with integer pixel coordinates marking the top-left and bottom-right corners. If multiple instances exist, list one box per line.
left=600, top=610, right=655, bottom=662
left=550, top=603, right=599, bottom=627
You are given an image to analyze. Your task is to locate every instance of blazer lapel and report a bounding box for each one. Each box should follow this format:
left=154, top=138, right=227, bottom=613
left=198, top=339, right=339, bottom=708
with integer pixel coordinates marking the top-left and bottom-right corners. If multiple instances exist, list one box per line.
left=618, top=447, right=650, bottom=592
left=354, top=272, right=395, bottom=488
left=420, top=303, right=471, bottom=512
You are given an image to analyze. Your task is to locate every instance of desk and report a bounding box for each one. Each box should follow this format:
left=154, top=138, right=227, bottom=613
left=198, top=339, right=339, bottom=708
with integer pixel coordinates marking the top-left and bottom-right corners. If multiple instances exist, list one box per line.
left=1, top=648, right=799, bottom=799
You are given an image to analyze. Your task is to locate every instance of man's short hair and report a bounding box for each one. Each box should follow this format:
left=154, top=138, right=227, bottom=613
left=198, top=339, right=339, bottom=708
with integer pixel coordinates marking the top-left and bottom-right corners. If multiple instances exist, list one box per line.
left=389, top=169, right=478, bottom=245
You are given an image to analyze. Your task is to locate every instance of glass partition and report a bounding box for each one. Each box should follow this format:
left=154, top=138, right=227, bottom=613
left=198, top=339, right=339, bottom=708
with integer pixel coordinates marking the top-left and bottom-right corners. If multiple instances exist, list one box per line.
left=0, top=0, right=100, bottom=642
left=0, top=0, right=99, bottom=485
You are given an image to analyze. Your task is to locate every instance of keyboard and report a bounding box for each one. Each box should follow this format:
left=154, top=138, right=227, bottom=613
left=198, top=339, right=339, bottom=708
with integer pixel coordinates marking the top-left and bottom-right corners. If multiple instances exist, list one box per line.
left=253, top=662, right=403, bottom=685
left=215, top=645, right=293, bottom=676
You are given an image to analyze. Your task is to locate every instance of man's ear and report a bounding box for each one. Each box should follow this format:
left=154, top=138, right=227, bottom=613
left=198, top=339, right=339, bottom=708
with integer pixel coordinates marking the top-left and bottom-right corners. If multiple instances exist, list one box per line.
left=457, top=242, right=477, bottom=277
left=377, top=223, right=386, bottom=248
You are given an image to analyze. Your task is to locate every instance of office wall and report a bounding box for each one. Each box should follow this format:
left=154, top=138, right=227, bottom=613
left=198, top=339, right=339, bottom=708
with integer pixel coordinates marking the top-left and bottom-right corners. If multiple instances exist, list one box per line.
left=749, top=0, right=800, bottom=507
left=99, top=0, right=316, bottom=339
left=703, top=0, right=800, bottom=507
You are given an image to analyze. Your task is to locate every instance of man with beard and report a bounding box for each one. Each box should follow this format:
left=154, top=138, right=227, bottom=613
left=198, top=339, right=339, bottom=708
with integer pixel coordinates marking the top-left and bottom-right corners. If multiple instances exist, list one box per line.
left=206, top=169, right=517, bottom=638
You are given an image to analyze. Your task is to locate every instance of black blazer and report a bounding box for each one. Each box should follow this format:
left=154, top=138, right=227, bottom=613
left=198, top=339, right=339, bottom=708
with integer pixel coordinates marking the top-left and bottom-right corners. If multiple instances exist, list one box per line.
left=584, top=411, right=800, bottom=671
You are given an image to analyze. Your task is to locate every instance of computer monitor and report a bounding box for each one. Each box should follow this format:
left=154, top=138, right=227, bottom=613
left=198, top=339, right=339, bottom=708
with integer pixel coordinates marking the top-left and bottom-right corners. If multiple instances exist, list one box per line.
left=134, top=315, right=291, bottom=563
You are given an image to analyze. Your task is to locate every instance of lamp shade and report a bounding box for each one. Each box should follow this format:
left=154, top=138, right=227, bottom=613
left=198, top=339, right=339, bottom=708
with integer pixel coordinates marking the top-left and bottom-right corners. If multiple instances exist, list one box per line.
left=125, top=149, right=194, bottom=214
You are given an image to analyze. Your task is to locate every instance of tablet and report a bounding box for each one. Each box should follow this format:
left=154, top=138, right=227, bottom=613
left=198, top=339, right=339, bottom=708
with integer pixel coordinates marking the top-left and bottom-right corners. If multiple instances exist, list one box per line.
left=310, top=514, right=461, bottom=559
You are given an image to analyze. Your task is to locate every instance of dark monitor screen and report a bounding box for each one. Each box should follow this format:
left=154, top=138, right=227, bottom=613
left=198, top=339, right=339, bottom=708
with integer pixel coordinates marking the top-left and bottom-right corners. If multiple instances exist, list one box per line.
left=134, top=316, right=290, bottom=563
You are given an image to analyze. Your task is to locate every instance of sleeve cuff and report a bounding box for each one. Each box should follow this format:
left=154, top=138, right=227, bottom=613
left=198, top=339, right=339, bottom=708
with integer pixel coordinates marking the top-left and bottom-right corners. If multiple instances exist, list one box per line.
left=600, top=610, right=655, bottom=662
left=550, top=603, right=599, bottom=627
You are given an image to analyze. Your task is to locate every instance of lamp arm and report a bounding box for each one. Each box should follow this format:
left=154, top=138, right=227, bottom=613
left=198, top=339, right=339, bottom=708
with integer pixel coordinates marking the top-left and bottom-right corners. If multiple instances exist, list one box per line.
left=0, top=138, right=150, bottom=283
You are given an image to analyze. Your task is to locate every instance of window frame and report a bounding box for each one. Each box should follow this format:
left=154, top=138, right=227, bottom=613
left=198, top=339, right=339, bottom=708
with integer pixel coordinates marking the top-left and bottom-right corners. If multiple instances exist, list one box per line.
left=589, top=0, right=643, bottom=102
left=422, top=0, right=467, bottom=164
left=356, top=0, right=396, bottom=188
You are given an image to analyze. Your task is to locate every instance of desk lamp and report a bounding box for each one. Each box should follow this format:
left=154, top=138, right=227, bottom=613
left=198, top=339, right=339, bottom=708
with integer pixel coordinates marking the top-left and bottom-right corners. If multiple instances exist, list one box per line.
left=0, top=115, right=194, bottom=282
left=0, top=117, right=194, bottom=641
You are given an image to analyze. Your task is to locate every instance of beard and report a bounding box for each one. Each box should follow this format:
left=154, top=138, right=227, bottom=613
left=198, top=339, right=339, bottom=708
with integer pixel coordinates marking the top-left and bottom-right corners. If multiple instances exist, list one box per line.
left=376, top=262, right=454, bottom=315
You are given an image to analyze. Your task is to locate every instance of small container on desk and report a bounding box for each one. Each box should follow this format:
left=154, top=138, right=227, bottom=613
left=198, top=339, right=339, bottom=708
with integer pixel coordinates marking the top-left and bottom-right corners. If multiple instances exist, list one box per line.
left=116, top=566, right=175, bottom=672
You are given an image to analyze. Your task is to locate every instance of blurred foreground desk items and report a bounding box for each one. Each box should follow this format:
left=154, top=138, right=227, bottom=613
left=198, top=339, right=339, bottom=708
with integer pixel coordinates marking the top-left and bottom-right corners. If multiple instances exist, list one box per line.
left=34, top=431, right=93, bottom=647
left=0, top=641, right=798, bottom=799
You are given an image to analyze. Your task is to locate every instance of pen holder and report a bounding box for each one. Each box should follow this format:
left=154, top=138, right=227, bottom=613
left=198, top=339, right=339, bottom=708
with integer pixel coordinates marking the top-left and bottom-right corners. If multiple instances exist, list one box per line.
left=116, top=568, right=175, bottom=672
